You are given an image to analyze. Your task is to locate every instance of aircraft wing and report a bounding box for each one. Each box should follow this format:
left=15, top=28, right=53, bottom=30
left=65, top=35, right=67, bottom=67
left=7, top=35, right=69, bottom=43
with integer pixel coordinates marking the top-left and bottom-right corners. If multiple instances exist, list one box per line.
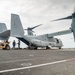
left=47, top=29, right=72, bottom=37
left=0, top=30, right=10, bottom=40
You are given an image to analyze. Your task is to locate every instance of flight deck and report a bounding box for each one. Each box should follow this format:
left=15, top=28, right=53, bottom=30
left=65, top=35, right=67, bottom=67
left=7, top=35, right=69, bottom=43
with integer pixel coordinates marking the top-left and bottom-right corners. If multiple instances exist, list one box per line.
left=0, top=49, right=75, bottom=75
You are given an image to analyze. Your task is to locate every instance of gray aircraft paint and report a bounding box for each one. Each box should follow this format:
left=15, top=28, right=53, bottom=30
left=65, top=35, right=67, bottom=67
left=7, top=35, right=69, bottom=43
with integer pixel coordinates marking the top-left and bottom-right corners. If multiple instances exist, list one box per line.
left=0, top=23, right=10, bottom=40
left=10, top=14, right=64, bottom=48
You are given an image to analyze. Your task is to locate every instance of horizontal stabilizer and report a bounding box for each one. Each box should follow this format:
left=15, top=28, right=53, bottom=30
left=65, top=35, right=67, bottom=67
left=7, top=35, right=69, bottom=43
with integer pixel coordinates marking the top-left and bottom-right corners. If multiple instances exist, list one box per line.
left=0, top=30, right=10, bottom=40
left=0, top=30, right=10, bottom=37
left=48, top=29, right=72, bottom=37
left=0, top=23, right=7, bottom=33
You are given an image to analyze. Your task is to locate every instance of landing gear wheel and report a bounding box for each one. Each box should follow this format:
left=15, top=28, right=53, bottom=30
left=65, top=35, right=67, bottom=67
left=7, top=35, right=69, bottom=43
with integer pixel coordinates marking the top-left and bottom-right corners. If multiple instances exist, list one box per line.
left=34, top=47, right=37, bottom=50
left=59, top=47, right=61, bottom=49
left=46, top=46, right=50, bottom=49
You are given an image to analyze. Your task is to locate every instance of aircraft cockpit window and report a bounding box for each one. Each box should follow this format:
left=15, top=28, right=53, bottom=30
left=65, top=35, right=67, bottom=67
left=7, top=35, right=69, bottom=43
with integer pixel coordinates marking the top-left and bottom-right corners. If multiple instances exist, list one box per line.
left=56, top=38, right=59, bottom=43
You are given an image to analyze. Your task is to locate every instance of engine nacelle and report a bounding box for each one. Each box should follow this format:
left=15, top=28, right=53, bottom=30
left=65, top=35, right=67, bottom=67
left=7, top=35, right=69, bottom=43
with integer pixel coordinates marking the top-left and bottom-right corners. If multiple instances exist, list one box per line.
left=71, top=12, right=75, bottom=40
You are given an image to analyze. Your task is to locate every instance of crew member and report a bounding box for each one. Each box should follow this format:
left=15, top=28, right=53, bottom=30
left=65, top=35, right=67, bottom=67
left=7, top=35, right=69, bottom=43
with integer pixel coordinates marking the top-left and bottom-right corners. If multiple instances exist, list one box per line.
left=18, top=39, right=20, bottom=49
left=13, top=40, right=16, bottom=49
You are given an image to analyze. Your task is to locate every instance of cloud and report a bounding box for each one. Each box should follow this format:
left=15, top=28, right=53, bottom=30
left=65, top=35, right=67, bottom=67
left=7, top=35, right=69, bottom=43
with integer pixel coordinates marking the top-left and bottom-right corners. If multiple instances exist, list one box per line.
left=0, top=0, right=75, bottom=48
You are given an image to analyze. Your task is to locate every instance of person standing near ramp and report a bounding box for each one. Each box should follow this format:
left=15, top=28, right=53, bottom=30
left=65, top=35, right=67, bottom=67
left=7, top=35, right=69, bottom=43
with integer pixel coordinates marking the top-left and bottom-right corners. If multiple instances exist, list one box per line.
left=18, top=39, right=20, bottom=49
left=13, top=40, right=16, bottom=49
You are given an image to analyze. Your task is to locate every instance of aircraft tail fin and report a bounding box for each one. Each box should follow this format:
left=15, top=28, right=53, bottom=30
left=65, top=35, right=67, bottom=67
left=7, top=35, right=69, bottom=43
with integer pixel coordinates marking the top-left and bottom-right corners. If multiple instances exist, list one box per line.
left=11, top=14, right=24, bottom=37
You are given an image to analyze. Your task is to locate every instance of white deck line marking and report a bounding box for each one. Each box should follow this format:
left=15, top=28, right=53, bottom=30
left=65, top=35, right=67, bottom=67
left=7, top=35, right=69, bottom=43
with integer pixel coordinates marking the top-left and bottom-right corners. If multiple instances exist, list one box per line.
left=0, top=58, right=44, bottom=64
left=0, top=58, right=75, bottom=73
left=0, top=59, right=33, bottom=64
left=29, top=55, right=34, bottom=57
left=0, top=59, right=68, bottom=73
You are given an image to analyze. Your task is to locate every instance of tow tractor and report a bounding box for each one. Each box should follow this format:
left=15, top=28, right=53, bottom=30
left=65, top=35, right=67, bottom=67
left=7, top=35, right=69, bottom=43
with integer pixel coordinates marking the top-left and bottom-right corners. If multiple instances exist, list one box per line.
left=0, top=40, right=10, bottom=50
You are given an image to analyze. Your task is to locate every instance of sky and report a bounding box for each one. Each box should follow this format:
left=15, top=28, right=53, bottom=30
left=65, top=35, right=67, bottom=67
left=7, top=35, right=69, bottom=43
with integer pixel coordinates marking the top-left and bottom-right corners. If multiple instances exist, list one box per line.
left=0, top=0, right=75, bottom=48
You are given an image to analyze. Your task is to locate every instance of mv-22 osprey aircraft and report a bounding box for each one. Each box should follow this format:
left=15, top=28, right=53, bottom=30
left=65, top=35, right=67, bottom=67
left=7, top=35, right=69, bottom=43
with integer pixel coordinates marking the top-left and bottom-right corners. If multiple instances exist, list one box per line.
left=10, top=14, right=66, bottom=49
left=0, top=10, right=75, bottom=49
left=10, top=10, right=75, bottom=49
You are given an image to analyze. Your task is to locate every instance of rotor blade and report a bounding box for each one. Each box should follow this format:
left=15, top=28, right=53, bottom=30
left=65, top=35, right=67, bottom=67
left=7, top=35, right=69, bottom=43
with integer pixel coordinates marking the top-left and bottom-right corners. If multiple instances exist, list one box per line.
left=30, top=24, right=42, bottom=30
left=51, top=15, right=72, bottom=21
left=24, top=24, right=42, bottom=30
